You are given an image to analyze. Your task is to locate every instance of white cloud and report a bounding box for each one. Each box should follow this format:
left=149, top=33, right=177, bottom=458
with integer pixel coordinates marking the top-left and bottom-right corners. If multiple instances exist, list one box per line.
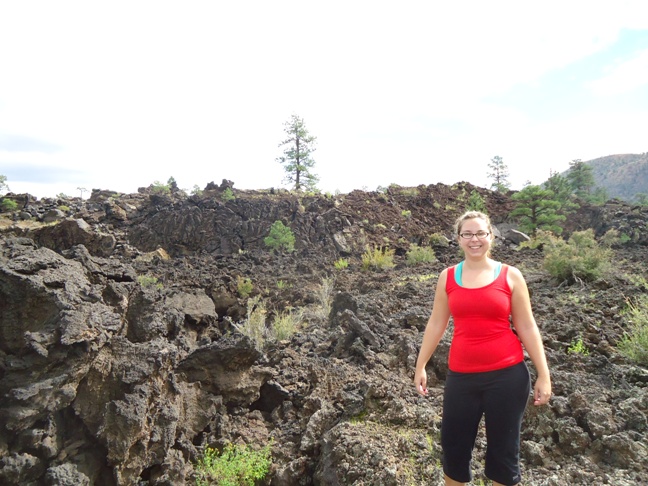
left=588, top=48, right=648, bottom=95
left=0, top=1, right=647, bottom=198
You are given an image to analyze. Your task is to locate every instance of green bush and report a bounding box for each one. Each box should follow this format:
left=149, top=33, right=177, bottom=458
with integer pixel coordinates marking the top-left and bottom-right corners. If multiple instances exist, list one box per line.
left=542, top=229, right=612, bottom=283
left=195, top=442, right=272, bottom=486
left=1, top=199, right=18, bottom=212
left=137, top=275, right=163, bottom=289
left=221, top=187, right=235, bottom=202
left=264, top=220, right=295, bottom=252
left=618, top=296, right=648, bottom=366
left=236, top=276, right=253, bottom=298
left=406, top=244, right=436, bottom=266
left=567, top=336, right=590, bottom=356
left=361, top=245, right=395, bottom=271
left=272, top=308, right=302, bottom=341
left=467, top=190, right=487, bottom=213
left=334, top=258, right=349, bottom=270
left=428, top=232, right=449, bottom=247
left=235, top=296, right=267, bottom=350
left=150, top=180, right=171, bottom=195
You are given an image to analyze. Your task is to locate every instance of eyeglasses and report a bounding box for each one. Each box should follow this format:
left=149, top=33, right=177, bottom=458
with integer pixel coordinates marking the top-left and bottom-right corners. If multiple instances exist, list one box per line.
left=459, top=231, right=490, bottom=240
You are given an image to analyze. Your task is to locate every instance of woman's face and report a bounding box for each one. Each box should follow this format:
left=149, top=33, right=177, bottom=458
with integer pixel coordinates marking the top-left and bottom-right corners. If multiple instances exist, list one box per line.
left=457, top=217, right=493, bottom=258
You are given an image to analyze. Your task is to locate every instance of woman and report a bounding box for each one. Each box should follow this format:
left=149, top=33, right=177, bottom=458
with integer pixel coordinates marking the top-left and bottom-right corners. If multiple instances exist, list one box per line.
left=414, top=211, right=551, bottom=486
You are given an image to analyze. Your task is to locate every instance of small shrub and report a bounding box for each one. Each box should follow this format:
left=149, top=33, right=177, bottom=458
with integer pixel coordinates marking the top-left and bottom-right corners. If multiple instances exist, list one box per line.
left=272, top=308, right=302, bottom=341
left=221, top=187, right=235, bottom=202
left=406, top=244, right=436, bottom=266
left=137, top=275, right=163, bottom=290
left=361, top=245, right=395, bottom=271
left=276, top=279, right=290, bottom=290
left=618, top=296, right=648, bottom=366
left=428, top=232, right=448, bottom=247
left=235, top=296, right=267, bottom=350
left=194, top=441, right=272, bottom=486
left=150, top=180, right=170, bottom=195
left=58, top=205, right=70, bottom=212
left=567, top=336, right=590, bottom=356
left=400, top=187, right=419, bottom=197
left=334, top=258, right=349, bottom=270
left=1, top=199, right=18, bottom=212
left=236, top=276, right=253, bottom=298
left=264, top=220, right=295, bottom=252
left=467, top=190, right=487, bottom=212
left=519, top=229, right=557, bottom=250
left=314, top=277, right=335, bottom=319
left=542, top=229, right=612, bottom=283
left=401, top=209, right=412, bottom=218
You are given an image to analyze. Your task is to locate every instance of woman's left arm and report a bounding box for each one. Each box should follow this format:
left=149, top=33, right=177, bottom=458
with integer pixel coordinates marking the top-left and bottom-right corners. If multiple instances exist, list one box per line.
left=509, top=266, right=552, bottom=406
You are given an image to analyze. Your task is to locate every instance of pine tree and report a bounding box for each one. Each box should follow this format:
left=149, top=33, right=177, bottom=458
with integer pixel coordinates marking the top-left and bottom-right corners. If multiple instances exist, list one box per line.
left=487, top=156, right=511, bottom=192
left=566, top=159, right=595, bottom=199
left=510, top=185, right=566, bottom=235
left=276, top=115, right=319, bottom=191
left=0, top=174, right=9, bottom=194
left=544, top=169, right=579, bottom=214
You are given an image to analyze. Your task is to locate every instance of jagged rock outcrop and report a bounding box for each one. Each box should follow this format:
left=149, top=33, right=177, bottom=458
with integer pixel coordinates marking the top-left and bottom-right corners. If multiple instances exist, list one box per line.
left=1, top=183, right=647, bottom=485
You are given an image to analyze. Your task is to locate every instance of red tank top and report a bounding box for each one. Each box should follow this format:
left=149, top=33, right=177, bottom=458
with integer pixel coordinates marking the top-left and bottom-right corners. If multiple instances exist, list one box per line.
left=446, top=265, right=524, bottom=373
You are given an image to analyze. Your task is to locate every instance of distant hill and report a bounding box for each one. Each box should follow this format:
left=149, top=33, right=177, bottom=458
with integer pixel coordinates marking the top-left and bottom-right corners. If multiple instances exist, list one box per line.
left=581, top=153, right=648, bottom=201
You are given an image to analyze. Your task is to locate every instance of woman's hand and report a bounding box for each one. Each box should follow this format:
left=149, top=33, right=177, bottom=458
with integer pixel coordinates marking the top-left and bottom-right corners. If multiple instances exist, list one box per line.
left=533, top=375, right=552, bottom=406
left=414, top=368, right=428, bottom=396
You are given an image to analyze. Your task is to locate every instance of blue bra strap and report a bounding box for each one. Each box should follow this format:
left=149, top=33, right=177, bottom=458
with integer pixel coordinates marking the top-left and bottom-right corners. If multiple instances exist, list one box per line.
left=455, top=261, right=502, bottom=287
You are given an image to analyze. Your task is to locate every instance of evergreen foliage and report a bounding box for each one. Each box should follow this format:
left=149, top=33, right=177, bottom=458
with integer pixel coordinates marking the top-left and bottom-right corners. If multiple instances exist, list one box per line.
left=0, top=174, right=9, bottom=194
left=510, top=185, right=566, bottom=235
left=264, top=220, right=296, bottom=252
left=487, top=155, right=511, bottom=192
left=566, top=159, right=596, bottom=200
left=542, top=229, right=612, bottom=284
left=276, top=114, right=319, bottom=191
left=194, top=442, right=272, bottom=486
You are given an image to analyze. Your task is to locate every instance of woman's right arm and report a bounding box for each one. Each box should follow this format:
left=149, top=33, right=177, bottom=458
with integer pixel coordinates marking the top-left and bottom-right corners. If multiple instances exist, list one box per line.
left=414, top=269, right=451, bottom=396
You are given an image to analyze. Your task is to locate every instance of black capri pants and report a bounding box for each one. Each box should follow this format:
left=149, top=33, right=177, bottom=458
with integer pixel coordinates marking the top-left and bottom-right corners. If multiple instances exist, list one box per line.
left=441, top=361, right=531, bottom=485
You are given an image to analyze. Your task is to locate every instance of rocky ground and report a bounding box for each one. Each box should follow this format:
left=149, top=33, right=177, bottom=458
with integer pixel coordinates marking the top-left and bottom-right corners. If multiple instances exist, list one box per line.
left=0, top=181, right=647, bottom=485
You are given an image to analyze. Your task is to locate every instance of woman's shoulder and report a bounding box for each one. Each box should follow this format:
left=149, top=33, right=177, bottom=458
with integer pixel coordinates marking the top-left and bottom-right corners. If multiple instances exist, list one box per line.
left=504, top=263, right=524, bottom=278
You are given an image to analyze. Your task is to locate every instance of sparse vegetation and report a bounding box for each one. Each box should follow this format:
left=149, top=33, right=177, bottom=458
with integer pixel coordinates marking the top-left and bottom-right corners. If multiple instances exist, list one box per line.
left=221, top=187, right=235, bottom=202
left=334, top=258, right=349, bottom=270
left=567, top=336, right=590, bottom=356
left=235, top=296, right=267, bottom=349
left=428, top=232, right=449, bottom=247
left=314, top=277, right=335, bottom=319
left=194, top=441, right=272, bottom=486
left=406, top=244, right=436, bottom=266
left=264, top=220, right=295, bottom=252
left=272, top=307, right=302, bottom=341
left=237, top=276, right=253, bottom=298
left=361, top=245, right=395, bottom=271
left=137, top=275, right=163, bottom=289
left=150, top=180, right=171, bottom=195
left=1, top=199, right=18, bottom=212
left=618, top=296, right=648, bottom=366
left=467, top=190, right=487, bottom=213
left=542, top=229, right=612, bottom=284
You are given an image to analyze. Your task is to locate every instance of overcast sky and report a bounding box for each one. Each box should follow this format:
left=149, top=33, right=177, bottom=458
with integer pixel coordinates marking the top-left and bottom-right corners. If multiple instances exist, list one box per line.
left=1, top=1, right=647, bottom=199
